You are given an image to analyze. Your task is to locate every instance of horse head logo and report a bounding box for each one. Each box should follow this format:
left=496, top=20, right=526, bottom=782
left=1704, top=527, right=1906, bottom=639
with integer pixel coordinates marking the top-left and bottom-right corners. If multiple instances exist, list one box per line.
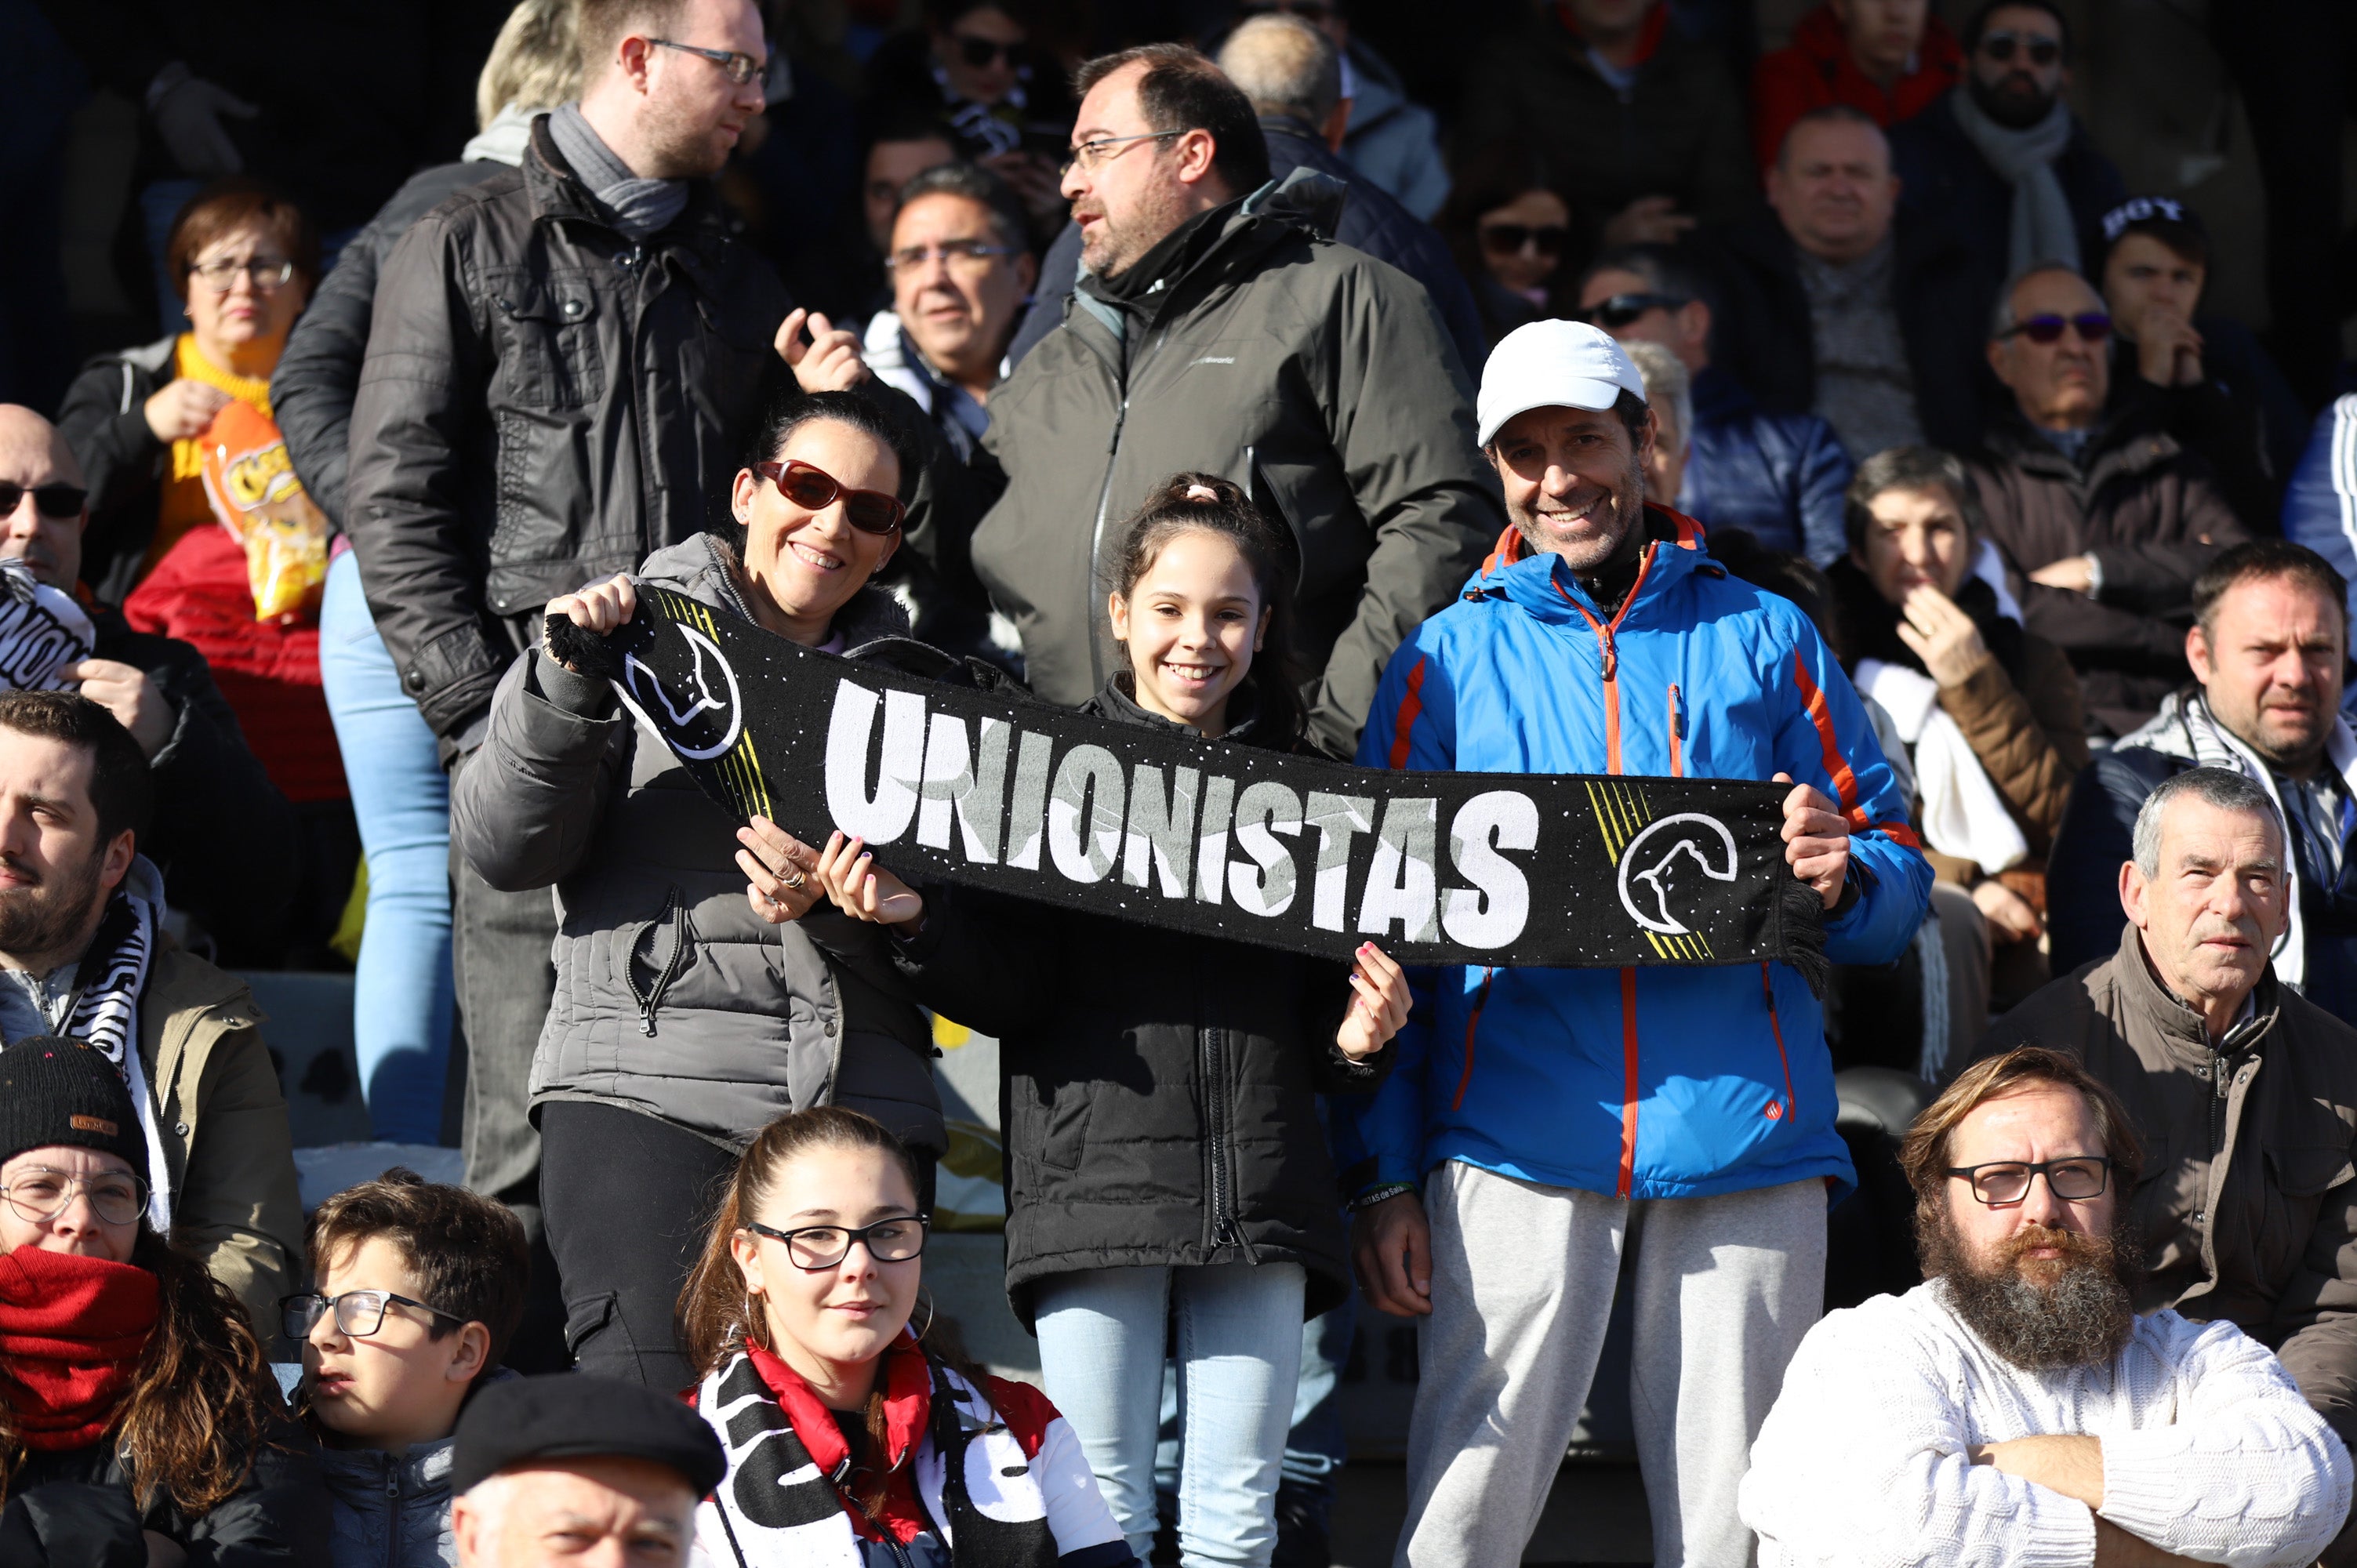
left=1616, top=813, right=1740, bottom=935
left=621, top=622, right=743, bottom=761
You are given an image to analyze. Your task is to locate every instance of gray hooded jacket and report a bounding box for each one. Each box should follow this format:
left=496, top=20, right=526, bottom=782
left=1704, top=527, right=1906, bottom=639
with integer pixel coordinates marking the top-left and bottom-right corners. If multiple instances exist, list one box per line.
left=448, top=535, right=943, bottom=1153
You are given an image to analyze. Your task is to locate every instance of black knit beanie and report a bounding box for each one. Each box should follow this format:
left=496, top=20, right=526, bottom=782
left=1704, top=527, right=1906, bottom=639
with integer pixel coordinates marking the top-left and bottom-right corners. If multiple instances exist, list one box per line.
left=0, top=1036, right=143, bottom=1171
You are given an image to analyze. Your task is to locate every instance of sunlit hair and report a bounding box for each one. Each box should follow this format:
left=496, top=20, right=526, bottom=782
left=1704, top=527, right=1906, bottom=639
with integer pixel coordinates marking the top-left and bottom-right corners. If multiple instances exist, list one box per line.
left=307, top=1167, right=530, bottom=1381
left=0, top=1229, right=279, bottom=1513
left=2128, top=766, right=2282, bottom=881
left=1897, top=1046, right=2143, bottom=1240
left=477, top=0, right=583, bottom=129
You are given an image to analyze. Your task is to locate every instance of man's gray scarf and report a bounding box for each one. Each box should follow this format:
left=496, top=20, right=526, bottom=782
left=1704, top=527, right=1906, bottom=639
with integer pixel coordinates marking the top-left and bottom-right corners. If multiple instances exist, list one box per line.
left=1948, top=89, right=2080, bottom=276
left=548, top=102, right=688, bottom=241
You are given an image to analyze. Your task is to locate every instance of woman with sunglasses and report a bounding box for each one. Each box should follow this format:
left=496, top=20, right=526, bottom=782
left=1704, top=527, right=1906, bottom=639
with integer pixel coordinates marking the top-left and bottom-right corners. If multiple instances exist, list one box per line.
left=1437, top=143, right=1577, bottom=355
left=866, top=0, right=1073, bottom=237
left=0, top=1036, right=327, bottom=1564
left=679, top=1105, right=1136, bottom=1566
left=449, top=389, right=953, bottom=1396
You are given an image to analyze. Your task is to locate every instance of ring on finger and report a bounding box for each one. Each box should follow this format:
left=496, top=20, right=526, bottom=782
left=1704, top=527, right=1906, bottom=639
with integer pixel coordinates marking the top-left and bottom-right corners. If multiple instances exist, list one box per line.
left=782, top=867, right=807, bottom=891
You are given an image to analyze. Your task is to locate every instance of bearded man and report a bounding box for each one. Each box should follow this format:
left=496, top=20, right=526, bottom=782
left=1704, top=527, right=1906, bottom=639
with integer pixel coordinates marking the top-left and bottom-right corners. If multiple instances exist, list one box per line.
left=1741, top=1043, right=2353, bottom=1567
left=1342, top=319, right=1929, bottom=1566
left=0, top=689, right=300, bottom=1335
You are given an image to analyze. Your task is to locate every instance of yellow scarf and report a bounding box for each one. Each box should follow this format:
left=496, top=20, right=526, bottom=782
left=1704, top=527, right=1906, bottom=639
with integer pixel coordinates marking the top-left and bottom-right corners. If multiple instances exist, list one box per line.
left=151, top=336, right=275, bottom=576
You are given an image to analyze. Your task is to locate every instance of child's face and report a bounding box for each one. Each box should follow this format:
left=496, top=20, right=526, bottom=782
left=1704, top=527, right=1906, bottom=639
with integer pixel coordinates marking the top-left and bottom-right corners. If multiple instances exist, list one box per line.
left=1107, top=528, right=1269, bottom=737
left=305, top=1235, right=488, bottom=1453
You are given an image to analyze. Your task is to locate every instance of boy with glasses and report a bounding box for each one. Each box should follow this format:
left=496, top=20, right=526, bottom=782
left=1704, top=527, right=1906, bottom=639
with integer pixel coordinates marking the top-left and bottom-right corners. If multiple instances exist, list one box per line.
left=291, top=1167, right=531, bottom=1568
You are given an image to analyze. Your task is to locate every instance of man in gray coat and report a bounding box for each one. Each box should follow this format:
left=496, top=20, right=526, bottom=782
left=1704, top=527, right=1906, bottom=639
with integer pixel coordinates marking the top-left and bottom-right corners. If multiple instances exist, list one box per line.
left=980, top=42, right=1498, bottom=758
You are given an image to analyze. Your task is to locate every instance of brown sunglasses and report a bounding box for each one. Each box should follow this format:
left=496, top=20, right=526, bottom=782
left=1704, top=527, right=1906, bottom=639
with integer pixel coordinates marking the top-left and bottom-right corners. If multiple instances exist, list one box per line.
left=754, top=459, right=905, bottom=535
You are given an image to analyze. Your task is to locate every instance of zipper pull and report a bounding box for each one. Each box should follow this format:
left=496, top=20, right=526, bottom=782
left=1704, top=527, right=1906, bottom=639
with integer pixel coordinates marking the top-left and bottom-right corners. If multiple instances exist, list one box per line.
left=1600, top=636, right=1616, bottom=681
left=1671, top=684, right=1687, bottom=739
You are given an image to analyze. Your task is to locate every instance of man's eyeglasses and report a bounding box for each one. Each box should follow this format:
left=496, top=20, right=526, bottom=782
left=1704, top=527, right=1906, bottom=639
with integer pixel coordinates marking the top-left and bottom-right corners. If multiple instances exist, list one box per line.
left=1998, top=311, right=2112, bottom=345
left=1945, top=1157, right=2113, bottom=1207
left=1980, top=29, right=2061, bottom=67
left=886, top=240, right=1026, bottom=274
left=648, top=38, right=767, bottom=85
left=0, top=482, right=87, bottom=521
left=1061, top=129, right=1185, bottom=178
left=950, top=33, right=1021, bottom=69
left=0, top=1168, right=147, bottom=1227
left=1479, top=223, right=1568, bottom=260
left=754, top=459, right=906, bottom=535
left=742, top=1216, right=929, bottom=1270
left=1576, top=291, right=1689, bottom=328
left=281, top=1289, right=470, bottom=1340
left=187, top=256, right=294, bottom=293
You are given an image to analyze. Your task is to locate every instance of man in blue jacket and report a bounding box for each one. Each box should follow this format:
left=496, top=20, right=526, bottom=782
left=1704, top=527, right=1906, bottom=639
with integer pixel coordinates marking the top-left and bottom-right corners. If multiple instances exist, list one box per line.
left=1342, top=321, right=1930, bottom=1567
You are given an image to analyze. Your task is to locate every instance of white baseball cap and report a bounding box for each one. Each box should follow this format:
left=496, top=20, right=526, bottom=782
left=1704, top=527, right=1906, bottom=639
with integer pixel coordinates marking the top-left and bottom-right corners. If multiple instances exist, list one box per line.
left=1476, top=320, right=1649, bottom=447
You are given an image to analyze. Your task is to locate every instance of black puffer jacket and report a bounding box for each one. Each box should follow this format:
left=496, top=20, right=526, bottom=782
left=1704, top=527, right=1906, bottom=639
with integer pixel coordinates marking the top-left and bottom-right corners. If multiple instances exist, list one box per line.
left=2, top=1409, right=330, bottom=1566
left=343, top=114, right=794, bottom=746
left=889, top=681, right=1390, bottom=1327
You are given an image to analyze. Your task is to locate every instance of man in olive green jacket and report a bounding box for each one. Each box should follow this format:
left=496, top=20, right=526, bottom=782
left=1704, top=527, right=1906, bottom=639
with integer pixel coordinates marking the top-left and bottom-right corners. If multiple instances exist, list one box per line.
left=0, top=690, right=301, bottom=1338
left=976, top=43, right=1500, bottom=757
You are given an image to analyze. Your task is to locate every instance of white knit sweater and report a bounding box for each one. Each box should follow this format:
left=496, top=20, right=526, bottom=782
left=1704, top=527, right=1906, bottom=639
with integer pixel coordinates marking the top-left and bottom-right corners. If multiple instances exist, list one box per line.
left=1739, top=1282, right=2353, bottom=1568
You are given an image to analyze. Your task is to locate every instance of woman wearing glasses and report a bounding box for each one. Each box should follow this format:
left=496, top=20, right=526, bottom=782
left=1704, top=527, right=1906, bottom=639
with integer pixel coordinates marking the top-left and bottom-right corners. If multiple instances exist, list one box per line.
left=449, top=389, right=958, bottom=1395
left=56, top=180, right=318, bottom=601
left=0, top=1036, right=328, bottom=1564
left=679, top=1105, right=1135, bottom=1566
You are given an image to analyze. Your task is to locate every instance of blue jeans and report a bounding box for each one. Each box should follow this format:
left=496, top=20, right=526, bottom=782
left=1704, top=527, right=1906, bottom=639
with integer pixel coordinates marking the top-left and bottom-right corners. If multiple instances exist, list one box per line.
left=1035, top=1262, right=1306, bottom=1568
left=318, top=552, right=455, bottom=1142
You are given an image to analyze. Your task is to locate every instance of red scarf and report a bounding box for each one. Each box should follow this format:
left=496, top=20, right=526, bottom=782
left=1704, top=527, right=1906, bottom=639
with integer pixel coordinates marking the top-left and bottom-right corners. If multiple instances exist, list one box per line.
left=0, top=1247, right=158, bottom=1450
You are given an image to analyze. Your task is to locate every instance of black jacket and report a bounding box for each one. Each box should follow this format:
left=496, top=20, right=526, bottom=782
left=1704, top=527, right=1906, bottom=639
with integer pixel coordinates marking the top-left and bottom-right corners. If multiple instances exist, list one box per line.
left=2107, top=316, right=2308, bottom=535
left=55, top=336, right=180, bottom=603
left=1700, top=205, right=1989, bottom=453
left=889, top=682, right=1390, bottom=1326
left=343, top=114, right=794, bottom=746
left=272, top=159, right=506, bottom=532
left=1007, top=121, right=1489, bottom=378
left=2, top=1409, right=330, bottom=1566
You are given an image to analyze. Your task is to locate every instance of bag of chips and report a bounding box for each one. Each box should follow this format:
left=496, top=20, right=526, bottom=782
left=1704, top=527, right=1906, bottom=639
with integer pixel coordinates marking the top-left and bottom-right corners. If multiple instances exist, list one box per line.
left=198, top=399, right=330, bottom=622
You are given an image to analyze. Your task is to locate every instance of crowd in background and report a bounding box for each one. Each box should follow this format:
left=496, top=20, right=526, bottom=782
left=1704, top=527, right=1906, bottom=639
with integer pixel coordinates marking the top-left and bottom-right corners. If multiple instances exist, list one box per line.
left=0, top=0, right=2352, bottom=1563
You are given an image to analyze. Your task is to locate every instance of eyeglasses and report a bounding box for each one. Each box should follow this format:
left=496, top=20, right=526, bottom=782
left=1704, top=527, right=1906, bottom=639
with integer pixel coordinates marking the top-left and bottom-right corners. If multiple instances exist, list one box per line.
left=1998, top=310, right=2112, bottom=345
left=648, top=38, right=767, bottom=85
left=0, top=1167, right=147, bottom=1227
left=886, top=239, right=1026, bottom=274
left=1479, top=223, right=1568, bottom=259
left=187, top=256, right=295, bottom=292
left=281, top=1289, right=469, bottom=1341
left=1945, top=1157, right=2113, bottom=1207
left=1980, top=29, right=2061, bottom=66
left=742, top=1216, right=928, bottom=1270
left=1576, top=291, right=1689, bottom=328
left=1060, top=129, right=1185, bottom=177
left=951, top=33, right=1021, bottom=69
left=0, top=482, right=87, bottom=521
left=754, top=459, right=906, bottom=535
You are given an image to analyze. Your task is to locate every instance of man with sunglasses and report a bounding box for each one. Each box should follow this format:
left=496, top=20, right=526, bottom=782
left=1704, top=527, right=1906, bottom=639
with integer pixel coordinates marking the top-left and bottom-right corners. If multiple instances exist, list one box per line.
left=1743, top=1035, right=2354, bottom=1568
left=1887, top=0, right=2123, bottom=299
left=1972, top=263, right=2243, bottom=739
left=1977, top=768, right=2357, bottom=1563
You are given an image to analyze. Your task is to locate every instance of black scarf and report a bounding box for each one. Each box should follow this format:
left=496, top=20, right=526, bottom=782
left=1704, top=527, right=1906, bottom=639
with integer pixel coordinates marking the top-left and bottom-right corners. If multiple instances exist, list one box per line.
left=1829, top=556, right=2028, bottom=687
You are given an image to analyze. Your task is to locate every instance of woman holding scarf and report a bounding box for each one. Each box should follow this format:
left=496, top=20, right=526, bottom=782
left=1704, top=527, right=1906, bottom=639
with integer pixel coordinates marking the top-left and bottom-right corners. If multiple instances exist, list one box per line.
left=0, top=1035, right=328, bottom=1565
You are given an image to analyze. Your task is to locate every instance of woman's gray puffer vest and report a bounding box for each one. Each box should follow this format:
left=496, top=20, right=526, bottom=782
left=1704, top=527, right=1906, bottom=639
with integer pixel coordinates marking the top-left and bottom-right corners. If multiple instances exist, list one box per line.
left=449, top=535, right=944, bottom=1154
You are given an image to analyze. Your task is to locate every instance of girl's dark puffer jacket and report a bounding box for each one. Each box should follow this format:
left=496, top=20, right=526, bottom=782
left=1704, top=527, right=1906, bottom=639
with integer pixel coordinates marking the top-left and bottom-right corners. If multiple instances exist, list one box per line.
left=889, top=680, right=1392, bottom=1327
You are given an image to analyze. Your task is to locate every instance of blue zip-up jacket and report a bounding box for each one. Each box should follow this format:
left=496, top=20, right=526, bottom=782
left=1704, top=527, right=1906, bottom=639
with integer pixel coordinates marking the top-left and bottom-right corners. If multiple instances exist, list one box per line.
left=1337, top=511, right=1931, bottom=1201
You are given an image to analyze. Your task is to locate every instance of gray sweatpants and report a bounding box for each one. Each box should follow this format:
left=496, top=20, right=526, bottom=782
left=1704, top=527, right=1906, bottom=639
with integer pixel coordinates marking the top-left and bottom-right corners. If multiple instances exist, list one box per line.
left=1396, top=1162, right=1826, bottom=1568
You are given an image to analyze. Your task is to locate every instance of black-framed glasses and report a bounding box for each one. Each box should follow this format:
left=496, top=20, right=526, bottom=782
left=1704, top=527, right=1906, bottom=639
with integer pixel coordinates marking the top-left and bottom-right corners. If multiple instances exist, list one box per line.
left=1479, top=223, right=1568, bottom=259
left=1060, top=129, right=1185, bottom=177
left=743, top=1216, right=928, bottom=1270
left=754, top=459, right=906, bottom=535
left=1980, top=29, right=2061, bottom=67
left=281, top=1289, right=469, bottom=1341
left=885, top=239, right=1026, bottom=274
left=1998, top=311, right=2112, bottom=345
left=1945, top=1157, right=2113, bottom=1207
left=648, top=38, right=766, bottom=85
left=0, top=482, right=87, bottom=521
left=187, top=256, right=295, bottom=292
left=1576, top=291, right=1689, bottom=328
left=0, top=1167, right=147, bottom=1227
left=950, top=33, right=1021, bottom=69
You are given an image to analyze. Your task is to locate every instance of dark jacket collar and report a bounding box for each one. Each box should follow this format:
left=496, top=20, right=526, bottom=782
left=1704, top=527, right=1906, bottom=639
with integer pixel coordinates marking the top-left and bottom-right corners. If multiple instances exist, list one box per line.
left=1091, top=673, right=1275, bottom=749
left=1075, top=168, right=1345, bottom=334
left=520, top=112, right=732, bottom=248
left=1983, top=401, right=2180, bottom=481
left=2111, top=920, right=2281, bottom=1068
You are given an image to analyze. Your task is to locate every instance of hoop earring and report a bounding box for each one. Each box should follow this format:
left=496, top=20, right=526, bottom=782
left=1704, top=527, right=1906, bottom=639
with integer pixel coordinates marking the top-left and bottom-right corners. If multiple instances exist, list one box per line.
left=743, top=1288, right=770, bottom=1350
left=911, top=1294, right=936, bottom=1344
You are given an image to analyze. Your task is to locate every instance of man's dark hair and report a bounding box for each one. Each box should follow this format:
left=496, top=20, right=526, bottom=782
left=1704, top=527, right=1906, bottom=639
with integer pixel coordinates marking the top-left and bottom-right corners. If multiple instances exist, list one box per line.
left=0, top=691, right=153, bottom=848
left=1961, top=0, right=2071, bottom=59
left=1775, top=102, right=1884, bottom=169
left=2192, top=539, right=2350, bottom=648
left=894, top=160, right=1030, bottom=252
left=1843, top=445, right=1988, bottom=557
left=1899, top=1046, right=2143, bottom=1214
left=576, top=0, right=688, bottom=75
left=308, top=1168, right=532, bottom=1377
left=1073, top=43, right=1272, bottom=198
left=1580, top=242, right=1710, bottom=310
